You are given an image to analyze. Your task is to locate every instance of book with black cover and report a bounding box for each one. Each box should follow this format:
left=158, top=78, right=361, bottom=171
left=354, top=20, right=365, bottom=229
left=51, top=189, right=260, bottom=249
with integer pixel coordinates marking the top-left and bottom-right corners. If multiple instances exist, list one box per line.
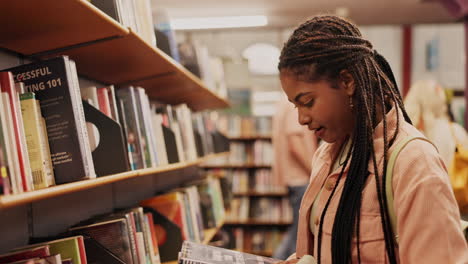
left=69, top=218, right=133, bottom=264
left=83, top=236, right=125, bottom=264
left=5, top=56, right=95, bottom=184
left=178, top=241, right=280, bottom=264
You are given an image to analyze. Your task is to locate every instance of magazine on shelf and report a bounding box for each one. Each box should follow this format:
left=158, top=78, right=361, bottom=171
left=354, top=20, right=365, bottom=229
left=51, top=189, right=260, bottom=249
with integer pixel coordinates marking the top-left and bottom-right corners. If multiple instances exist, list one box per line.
left=178, top=241, right=280, bottom=264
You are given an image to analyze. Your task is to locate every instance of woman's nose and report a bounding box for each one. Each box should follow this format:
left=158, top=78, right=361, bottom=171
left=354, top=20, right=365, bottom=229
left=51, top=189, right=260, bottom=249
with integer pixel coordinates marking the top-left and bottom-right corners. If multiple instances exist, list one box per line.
left=297, top=107, right=311, bottom=126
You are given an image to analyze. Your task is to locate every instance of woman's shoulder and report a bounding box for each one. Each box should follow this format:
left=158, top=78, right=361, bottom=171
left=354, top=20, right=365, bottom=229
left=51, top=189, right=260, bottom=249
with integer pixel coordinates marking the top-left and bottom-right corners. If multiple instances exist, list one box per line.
left=391, top=121, right=448, bottom=182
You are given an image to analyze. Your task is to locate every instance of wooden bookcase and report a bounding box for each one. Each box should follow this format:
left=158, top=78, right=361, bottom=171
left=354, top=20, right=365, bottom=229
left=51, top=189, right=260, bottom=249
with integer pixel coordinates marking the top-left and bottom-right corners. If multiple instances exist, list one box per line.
left=202, top=131, right=291, bottom=256
left=0, top=0, right=229, bottom=256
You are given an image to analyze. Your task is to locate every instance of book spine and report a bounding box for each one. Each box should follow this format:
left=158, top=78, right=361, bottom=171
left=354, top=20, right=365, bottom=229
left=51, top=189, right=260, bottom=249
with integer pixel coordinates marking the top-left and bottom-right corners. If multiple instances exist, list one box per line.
left=0, top=72, right=33, bottom=192
left=116, top=87, right=145, bottom=170
left=37, top=105, right=55, bottom=187
left=67, top=60, right=96, bottom=179
left=19, top=93, right=50, bottom=189
left=145, top=212, right=161, bottom=264
left=137, top=88, right=158, bottom=167
left=97, top=87, right=112, bottom=118
left=106, top=85, right=120, bottom=123
left=1, top=93, right=23, bottom=194
left=0, top=95, right=12, bottom=195
left=151, top=109, right=168, bottom=166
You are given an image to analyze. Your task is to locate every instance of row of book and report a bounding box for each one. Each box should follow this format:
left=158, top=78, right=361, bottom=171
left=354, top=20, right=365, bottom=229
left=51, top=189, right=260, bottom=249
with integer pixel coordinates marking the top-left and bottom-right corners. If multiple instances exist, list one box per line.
left=203, top=141, right=273, bottom=166
left=0, top=176, right=226, bottom=263
left=89, top=1, right=228, bottom=99
left=224, top=227, right=285, bottom=257
left=91, top=0, right=156, bottom=47
left=217, top=115, right=272, bottom=138
left=220, top=169, right=285, bottom=193
left=227, top=197, right=292, bottom=223
left=0, top=55, right=228, bottom=195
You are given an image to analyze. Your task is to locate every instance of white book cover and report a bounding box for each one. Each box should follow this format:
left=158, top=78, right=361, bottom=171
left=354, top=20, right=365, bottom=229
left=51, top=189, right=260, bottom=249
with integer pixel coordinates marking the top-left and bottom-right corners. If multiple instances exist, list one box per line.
left=68, top=61, right=96, bottom=179
left=150, top=110, right=168, bottom=166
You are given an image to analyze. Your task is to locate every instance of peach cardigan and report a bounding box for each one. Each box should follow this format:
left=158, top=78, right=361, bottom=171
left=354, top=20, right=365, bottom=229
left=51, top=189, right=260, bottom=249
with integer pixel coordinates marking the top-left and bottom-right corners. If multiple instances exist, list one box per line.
left=295, top=108, right=468, bottom=263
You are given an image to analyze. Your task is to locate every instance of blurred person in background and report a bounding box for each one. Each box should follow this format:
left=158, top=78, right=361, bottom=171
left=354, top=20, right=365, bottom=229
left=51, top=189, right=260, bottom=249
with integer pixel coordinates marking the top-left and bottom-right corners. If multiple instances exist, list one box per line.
left=404, top=79, right=468, bottom=166
left=272, top=96, right=319, bottom=260
left=405, top=79, right=468, bottom=213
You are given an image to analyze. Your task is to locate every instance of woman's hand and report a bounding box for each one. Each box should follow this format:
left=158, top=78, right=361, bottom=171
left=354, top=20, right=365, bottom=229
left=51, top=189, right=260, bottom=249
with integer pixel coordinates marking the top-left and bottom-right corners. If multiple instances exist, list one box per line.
left=275, top=259, right=300, bottom=264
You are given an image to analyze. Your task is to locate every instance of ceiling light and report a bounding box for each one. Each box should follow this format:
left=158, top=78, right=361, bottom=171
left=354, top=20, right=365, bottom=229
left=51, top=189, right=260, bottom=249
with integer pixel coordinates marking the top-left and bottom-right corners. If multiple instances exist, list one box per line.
left=170, top=15, right=268, bottom=30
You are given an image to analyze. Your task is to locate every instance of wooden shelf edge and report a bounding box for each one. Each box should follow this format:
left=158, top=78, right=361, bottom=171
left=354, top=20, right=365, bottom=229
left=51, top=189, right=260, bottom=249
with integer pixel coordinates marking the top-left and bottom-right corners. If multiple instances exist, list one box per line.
left=0, top=153, right=226, bottom=209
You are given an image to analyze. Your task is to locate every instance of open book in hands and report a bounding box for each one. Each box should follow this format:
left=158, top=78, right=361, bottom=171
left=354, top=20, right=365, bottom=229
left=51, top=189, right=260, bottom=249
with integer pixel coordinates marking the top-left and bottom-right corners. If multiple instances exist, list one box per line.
left=178, top=241, right=281, bottom=264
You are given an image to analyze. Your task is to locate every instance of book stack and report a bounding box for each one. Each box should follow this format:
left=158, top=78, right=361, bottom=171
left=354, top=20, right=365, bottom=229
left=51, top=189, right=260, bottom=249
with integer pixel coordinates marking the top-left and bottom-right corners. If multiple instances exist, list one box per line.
left=0, top=173, right=227, bottom=264
left=0, top=56, right=96, bottom=195
left=217, top=115, right=272, bottom=138
left=140, top=176, right=226, bottom=262
left=70, top=207, right=161, bottom=264
left=0, top=54, right=229, bottom=196
left=0, top=236, right=88, bottom=264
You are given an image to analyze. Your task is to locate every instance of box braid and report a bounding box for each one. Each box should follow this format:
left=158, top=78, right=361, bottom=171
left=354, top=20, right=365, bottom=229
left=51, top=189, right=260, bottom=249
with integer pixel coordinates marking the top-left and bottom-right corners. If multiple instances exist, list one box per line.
left=278, top=15, right=412, bottom=264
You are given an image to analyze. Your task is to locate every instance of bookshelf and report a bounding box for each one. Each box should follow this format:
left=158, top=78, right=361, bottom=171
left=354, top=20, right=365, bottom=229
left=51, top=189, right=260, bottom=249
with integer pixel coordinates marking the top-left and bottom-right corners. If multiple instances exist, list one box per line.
left=203, top=116, right=290, bottom=257
left=0, top=152, right=229, bottom=209
left=0, top=0, right=229, bottom=111
left=0, top=0, right=231, bottom=261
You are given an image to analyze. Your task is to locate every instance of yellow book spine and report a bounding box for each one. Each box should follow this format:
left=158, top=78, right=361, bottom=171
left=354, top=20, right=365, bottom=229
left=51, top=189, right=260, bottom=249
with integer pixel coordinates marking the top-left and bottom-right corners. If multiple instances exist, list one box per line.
left=20, top=93, right=50, bottom=189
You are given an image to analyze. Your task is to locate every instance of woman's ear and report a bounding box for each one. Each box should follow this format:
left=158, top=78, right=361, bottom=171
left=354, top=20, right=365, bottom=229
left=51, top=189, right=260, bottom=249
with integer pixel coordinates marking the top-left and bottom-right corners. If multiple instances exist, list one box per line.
left=339, top=69, right=355, bottom=96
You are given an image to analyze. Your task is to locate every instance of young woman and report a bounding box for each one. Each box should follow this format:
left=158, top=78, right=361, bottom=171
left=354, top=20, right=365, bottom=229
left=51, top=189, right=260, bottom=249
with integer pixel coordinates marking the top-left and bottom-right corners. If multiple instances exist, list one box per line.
left=277, top=15, right=467, bottom=264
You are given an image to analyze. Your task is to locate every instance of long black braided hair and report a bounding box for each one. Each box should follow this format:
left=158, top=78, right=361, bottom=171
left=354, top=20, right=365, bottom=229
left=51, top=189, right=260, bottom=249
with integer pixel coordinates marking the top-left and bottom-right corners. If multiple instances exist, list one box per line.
left=278, top=15, right=412, bottom=264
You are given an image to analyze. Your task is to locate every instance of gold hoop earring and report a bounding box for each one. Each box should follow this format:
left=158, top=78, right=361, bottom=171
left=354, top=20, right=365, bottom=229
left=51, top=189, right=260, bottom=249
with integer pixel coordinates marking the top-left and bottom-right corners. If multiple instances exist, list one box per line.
left=349, top=97, right=354, bottom=110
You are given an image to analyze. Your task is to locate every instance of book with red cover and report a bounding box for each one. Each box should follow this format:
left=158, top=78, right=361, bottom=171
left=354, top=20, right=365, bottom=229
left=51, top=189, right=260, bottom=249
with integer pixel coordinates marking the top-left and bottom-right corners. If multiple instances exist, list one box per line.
left=97, top=87, right=112, bottom=118
left=140, top=192, right=187, bottom=262
left=0, top=245, right=50, bottom=263
left=0, top=71, right=32, bottom=192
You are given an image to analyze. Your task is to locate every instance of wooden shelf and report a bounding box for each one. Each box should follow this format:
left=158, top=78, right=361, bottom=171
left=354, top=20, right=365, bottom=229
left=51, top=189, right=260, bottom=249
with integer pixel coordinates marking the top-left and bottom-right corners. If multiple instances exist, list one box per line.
left=224, top=220, right=292, bottom=226
left=0, top=0, right=128, bottom=55
left=0, top=0, right=229, bottom=111
left=228, top=135, right=272, bottom=141
left=0, top=152, right=228, bottom=209
left=202, top=164, right=272, bottom=169
left=233, top=191, right=288, bottom=197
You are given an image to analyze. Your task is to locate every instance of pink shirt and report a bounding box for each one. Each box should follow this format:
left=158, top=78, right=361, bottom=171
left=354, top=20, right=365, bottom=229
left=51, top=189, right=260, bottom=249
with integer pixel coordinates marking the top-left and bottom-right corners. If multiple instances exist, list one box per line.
left=296, top=107, right=468, bottom=263
left=272, top=99, right=318, bottom=187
